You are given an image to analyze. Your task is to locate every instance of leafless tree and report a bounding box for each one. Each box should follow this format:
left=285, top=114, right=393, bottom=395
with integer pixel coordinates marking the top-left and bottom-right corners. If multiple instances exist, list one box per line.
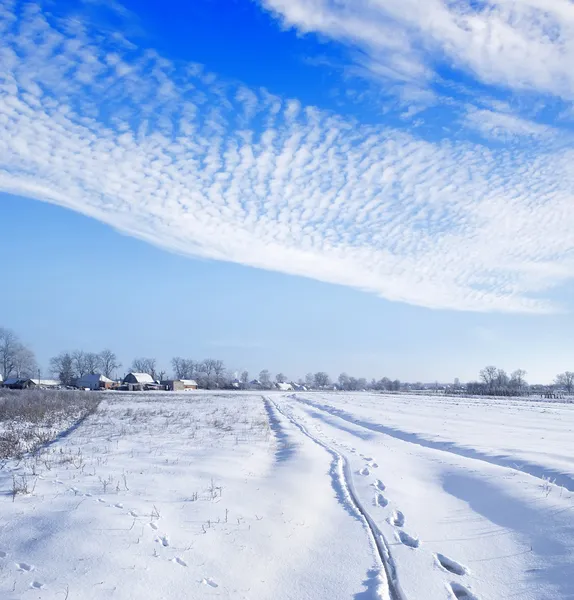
left=12, top=346, right=37, bottom=379
left=510, top=369, right=527, bottom=391
left=479, top=365, right=498, bottom=392
left=213, top=360, right=226, bottom=387
left=72, top=350, right=88, bottom=378
left=131, top=357, right=157, bottom=380
left=259, top=369, right=271, bottom=389
left=240, top=370, right=249, bottom=387
left=305, top=373, right=314, bottom=388
left=276, top=373, right=286, bottom=384
left=556, top=371, right=574, bottom=394
left=50, top=352, right=75, bottom=387
left=99, top=349, right=121, bottom=379
left=0, top=327, right=37, bottom=380
left=314, top=372, right=330, bottom=388
left=338, top=373, right=350, bottom=390
left=84, top=352, right=102, bottom=375
left=171, top=357, right=187, bottom=379
left=202, top=359, right=218, bottom=388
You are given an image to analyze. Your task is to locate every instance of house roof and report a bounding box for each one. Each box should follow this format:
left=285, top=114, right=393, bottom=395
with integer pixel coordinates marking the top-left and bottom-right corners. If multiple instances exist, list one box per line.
left=276, top=382, right=293, bottom=391
left=77, top=374, right=113, bottom=384
left=3, top=377, right=21, bottom=385
left=30, top=379, right=60, bottom=386
left=180, top=380, right=198, bottom=386
left=125, top=372, right=154, bottom=384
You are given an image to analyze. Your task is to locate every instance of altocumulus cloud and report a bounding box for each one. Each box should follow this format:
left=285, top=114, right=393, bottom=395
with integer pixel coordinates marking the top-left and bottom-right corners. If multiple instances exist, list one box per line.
left=1, top=1, right=574, bottom=313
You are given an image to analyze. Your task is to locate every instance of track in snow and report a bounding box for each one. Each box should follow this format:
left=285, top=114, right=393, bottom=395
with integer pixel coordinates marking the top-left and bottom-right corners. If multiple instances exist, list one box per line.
left=266, top=397, right=404, bottom=600
left=291, top=395, right=574, bottom=492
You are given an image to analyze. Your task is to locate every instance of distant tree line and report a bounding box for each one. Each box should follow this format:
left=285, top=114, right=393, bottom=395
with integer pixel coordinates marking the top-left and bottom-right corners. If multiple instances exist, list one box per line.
left=4, top=325, right=574, bottom=396
left=50, top=349, right=121, bottom=386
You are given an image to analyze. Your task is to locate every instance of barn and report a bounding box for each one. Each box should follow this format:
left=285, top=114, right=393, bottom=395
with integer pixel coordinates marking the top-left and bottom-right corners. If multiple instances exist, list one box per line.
left=123, top=373, right=155, bottom=385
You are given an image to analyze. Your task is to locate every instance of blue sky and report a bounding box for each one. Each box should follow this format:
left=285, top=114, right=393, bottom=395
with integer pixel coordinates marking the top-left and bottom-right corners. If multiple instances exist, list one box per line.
left=1, top=0, right=574, bottom=383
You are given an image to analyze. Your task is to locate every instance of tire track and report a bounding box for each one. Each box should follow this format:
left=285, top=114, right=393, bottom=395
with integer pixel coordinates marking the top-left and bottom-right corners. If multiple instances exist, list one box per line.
left=267, top=397, right=405, bottom=600
left=291, top=394, right=574, bottom=492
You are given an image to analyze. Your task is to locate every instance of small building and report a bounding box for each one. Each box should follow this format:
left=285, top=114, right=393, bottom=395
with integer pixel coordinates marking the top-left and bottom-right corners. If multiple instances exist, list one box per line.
left=276, top=382, right=293, bottom=391
left=76, top=374, right=114, bottom=390
left=3, top=378, right=60, bottom=389
left=161, top=379, right=198, bottom=391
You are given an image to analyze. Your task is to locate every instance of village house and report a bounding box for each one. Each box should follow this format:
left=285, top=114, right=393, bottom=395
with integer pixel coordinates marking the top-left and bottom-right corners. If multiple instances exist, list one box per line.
left=2, top=378, right=60, bottom=389
left=76, top=373, right=114, bottom=390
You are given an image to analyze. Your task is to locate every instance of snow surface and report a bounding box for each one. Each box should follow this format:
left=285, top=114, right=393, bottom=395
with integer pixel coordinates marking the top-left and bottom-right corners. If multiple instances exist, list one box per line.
left=1, top=391, right=573, bottom=599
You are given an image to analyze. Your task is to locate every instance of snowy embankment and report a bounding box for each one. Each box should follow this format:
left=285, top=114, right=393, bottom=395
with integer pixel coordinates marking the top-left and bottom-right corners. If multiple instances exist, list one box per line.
left=1, top=391, right=573, bottom=599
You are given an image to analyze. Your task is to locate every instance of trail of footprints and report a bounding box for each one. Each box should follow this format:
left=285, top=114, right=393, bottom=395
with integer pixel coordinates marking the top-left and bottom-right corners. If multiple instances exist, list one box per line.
left=20, top=479, right=218, bottom=588
left=359, top=454, right=478, bottom=600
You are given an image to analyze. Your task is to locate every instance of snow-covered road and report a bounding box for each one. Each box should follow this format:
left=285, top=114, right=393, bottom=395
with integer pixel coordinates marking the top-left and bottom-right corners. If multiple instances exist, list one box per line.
left=1, top=392, right=573, bottom=599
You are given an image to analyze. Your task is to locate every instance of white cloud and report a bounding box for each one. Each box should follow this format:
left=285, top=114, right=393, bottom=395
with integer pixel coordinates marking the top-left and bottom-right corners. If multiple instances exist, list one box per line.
left=260, top=0, right=574, bottom=101
left=1, top=2, right=574, bottom=314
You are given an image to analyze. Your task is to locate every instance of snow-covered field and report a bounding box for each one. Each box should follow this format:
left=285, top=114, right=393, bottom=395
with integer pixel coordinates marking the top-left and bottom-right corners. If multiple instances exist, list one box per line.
left=1, top=391, right=573, bottom=599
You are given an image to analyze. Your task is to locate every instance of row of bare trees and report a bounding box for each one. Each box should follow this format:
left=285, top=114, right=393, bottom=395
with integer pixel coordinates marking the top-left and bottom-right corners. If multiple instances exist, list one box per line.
left=50, top=350, right=121, bottom=386
left=171, top=357, right=228, bottom=389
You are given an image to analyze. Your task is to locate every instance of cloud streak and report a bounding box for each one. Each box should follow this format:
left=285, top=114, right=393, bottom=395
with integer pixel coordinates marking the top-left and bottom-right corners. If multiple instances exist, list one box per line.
left=260, top=0, right=574, bottom=101
left=1, top=2, right=574, bottom=313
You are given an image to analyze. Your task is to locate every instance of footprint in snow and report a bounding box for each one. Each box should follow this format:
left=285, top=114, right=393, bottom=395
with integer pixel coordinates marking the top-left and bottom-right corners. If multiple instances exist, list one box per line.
left=375, top=493, right=388, bottom=507
left=114, top=503, right=124, bottom=509
left=450, top=582, right=479, bottom=599
left=390, top=510, right=405, bottom=527
left=149, top=522, right=158, bottom=530
left=201, top=578, right=218, bottom=588
left=359, top=467, right=370, bottom=476
left=397, top=530, right=419, bottom=549
left=97, top=499, right=107, bottom=504
left=364, top=457, right=373, bottom=462
left=373, top=480, right=385, bottom=491
left=369, top=462, right=379, bottom=468
left=129, top=510, right=138, bottom=517
left=0, top=550, right=7, bottom=559
left=30, top=581, right=44, bottom=589
left=16, top=562, right=34, bottom=572
left=435, top=554, right=468, bottom=576
left=157, top=536, right=169, bottom=547
left=173, top=557, right=187, bottom=567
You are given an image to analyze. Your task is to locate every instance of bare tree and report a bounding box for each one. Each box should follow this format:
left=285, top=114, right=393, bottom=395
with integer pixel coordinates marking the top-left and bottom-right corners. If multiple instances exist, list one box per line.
left=479, top=365, right=498, bottom=392
left=314, top=372, right=330, bottom=388
left=213, top=360, right=226, bottom=387
left=338, top=373, right=350, bottom=390
left=202, top=359, right=218, bottom=388
left=50, top=352, right=75, bottom=387
left=99, top=349, right=121, bottom=379
left=72, top=350, right=88, bottom=378
left=305, top=373, right=314, bottom=388
left=556, top=371, right=574, bottom=394
left=510, top=369, right=527, bottom=391
left=259, top=369, right=271, bottom=389
left=275, top=372, right=286, bottom=384
left=84, top=352, right=102, bottom=375
left=171, top=357, right=187, bottom=379
left=495, top=369, right=509, bottom=388
left=131, top=357, right=157, bottom=380
left=0, top=327, right=37, bottom=380
left=12, top=346, right=37, bottom=379
left=240, top=370, right=249, bottom=387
